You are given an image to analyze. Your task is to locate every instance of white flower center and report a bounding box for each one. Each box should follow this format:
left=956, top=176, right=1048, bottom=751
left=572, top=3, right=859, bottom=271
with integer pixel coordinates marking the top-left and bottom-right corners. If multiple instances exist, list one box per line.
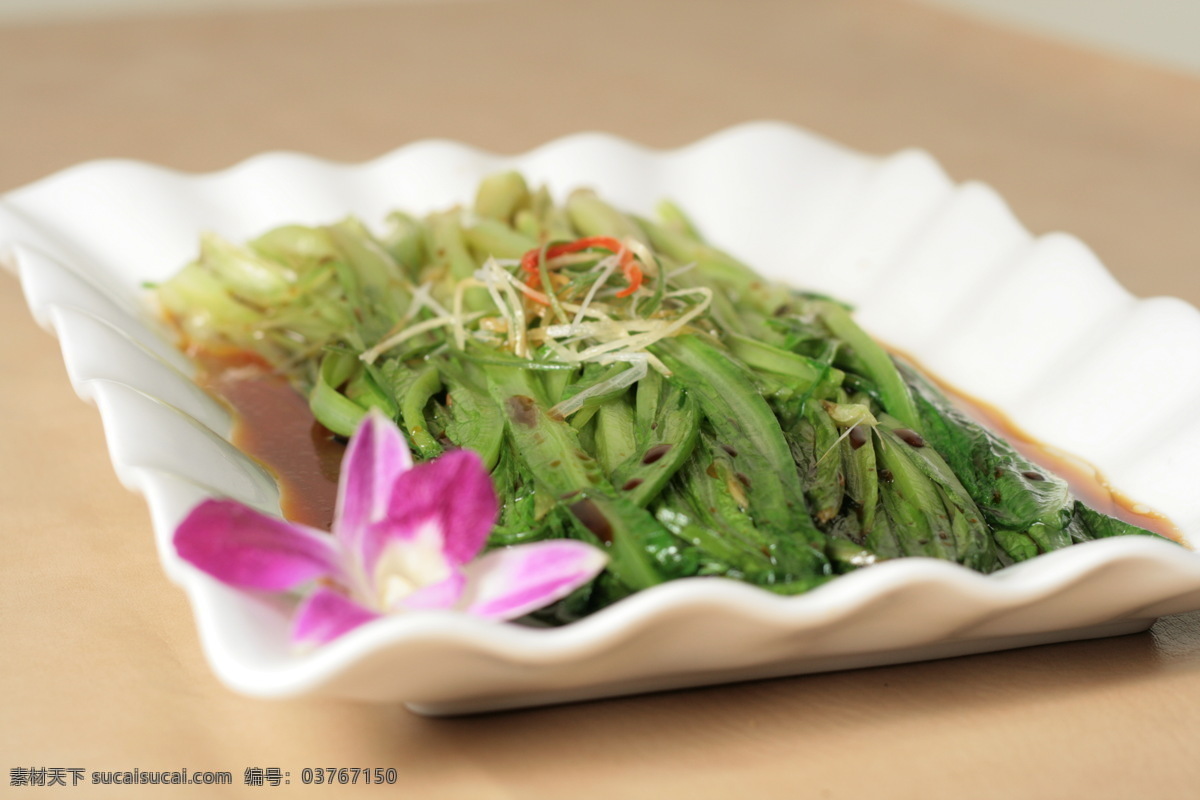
left=372, top=520, right=452, bottom=610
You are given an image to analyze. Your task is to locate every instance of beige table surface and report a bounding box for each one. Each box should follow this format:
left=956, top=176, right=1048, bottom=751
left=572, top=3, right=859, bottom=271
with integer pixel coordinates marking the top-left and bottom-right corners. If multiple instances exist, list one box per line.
left=3, top=1, right=1200, bottom=797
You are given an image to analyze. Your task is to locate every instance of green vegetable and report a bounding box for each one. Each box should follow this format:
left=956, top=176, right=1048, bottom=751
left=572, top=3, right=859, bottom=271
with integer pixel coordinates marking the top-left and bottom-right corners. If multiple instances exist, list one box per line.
left=155, top=171, right=1176, bottom=623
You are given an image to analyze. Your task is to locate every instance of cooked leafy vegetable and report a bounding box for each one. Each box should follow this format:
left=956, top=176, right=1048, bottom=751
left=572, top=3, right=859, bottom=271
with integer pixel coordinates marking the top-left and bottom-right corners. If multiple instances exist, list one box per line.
left=152, top=171, right=1173, bottom=620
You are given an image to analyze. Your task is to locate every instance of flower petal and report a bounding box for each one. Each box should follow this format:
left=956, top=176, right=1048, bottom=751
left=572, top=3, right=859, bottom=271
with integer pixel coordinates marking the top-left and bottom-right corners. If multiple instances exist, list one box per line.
left=174, top=498, right=341, bottom=591
left=335, top=409, right=413, bottom=552
left=395, top=570, right=467, bottom=612
left=459, top=541, right=609, bottom=620
left=368, top=449, right=497, bottom=570
left=292, top=587, right=381, bottom=645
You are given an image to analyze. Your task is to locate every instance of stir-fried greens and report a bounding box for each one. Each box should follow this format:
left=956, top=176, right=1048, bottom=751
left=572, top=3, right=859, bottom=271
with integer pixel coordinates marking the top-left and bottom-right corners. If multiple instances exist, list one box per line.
left=153, top=172, right=1170, bottom=620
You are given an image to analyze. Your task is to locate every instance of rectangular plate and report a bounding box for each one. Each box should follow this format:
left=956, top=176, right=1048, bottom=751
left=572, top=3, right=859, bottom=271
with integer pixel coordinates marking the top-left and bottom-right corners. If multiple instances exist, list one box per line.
left=5, top=122, right=1200, bottom=713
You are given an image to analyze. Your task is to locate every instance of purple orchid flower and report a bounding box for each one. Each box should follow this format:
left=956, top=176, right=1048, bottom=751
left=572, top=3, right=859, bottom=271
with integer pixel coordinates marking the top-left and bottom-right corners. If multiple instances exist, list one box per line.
left=174, top=410, right=608, bottom=645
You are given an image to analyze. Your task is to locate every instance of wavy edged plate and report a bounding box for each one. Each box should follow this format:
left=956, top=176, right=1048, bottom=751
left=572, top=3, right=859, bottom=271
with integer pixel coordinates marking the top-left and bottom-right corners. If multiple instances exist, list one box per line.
left=4, top=122, right=1200, bottom=714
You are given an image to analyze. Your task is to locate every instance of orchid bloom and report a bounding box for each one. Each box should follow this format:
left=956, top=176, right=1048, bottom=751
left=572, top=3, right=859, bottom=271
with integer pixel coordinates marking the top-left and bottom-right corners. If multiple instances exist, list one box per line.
left=174, top=410, right=608, bottom=645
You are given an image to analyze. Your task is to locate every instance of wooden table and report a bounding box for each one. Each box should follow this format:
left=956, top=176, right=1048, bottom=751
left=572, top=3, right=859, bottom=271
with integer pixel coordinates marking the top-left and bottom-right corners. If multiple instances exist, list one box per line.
left=3, top=1, right=1199, bottom=796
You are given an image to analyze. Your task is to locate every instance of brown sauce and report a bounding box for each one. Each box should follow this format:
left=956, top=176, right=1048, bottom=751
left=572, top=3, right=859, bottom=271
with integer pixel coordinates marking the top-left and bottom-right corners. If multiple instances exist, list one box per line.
left=195, top=349, right=1180, bottom=542
left=195, top=353, right=343, bottom=531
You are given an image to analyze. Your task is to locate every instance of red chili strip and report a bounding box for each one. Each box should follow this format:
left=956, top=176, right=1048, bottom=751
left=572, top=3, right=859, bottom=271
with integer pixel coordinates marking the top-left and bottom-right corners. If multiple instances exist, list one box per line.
left=519, top=236, right=644, bottom=300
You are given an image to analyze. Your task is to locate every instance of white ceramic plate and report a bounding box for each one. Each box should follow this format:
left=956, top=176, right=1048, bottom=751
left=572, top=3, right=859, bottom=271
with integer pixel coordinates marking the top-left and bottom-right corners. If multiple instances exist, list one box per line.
left=5, top=122, right=1200, bottom=715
